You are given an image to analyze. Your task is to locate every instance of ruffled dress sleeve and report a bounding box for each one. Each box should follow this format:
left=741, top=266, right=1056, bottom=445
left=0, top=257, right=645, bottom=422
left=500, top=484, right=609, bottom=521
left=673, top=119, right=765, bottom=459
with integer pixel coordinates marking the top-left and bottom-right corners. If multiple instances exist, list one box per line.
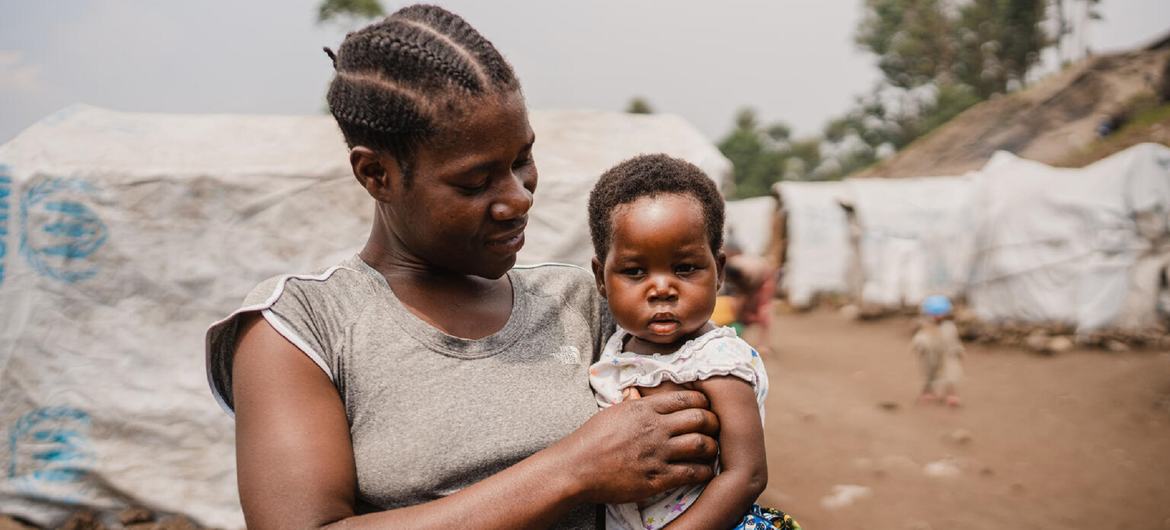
left=588, top=326, right=769, bottom=419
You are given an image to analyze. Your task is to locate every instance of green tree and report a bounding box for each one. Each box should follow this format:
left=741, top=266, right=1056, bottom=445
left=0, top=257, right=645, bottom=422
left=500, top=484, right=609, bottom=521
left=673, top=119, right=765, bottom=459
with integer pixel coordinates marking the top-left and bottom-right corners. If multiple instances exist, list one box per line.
left=625, top=97, right=655, bottom=114
left=856, top=0, right=956, bottom=89
left=318, top=0, right=384, bottom=24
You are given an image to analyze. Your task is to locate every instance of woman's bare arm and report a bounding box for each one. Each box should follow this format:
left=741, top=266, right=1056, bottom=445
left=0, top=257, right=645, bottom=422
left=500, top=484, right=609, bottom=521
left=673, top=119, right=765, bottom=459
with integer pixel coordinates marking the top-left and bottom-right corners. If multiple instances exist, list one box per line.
left=231, top=313, right=720, bottom=530
left=661, top=375, right=767, bottom=530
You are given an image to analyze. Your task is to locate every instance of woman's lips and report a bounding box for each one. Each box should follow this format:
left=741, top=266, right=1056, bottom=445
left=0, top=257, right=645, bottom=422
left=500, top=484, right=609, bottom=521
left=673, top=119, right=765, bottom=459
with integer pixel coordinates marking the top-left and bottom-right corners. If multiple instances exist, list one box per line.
left=486, top=232, right=525, bottom=255
left=485, top=224, right=526, bottom=255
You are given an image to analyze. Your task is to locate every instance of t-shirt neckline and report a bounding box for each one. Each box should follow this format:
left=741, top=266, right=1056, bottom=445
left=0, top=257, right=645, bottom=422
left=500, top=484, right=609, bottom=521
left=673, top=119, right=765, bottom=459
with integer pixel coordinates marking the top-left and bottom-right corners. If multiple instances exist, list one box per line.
left=346, top=254, right=530, bottom=360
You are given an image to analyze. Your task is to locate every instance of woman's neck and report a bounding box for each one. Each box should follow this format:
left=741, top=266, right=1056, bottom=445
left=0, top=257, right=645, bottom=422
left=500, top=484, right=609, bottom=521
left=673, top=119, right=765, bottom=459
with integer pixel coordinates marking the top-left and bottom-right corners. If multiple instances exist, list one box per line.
left=360, top=215, right=513, bottom=339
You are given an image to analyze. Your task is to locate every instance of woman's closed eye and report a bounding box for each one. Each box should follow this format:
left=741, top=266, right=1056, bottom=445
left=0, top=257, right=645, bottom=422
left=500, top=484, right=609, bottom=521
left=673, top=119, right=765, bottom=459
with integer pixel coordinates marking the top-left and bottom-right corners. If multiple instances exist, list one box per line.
left=455, top=176, right=490, bottom=194
left=512, top=152, right=534, bottom=170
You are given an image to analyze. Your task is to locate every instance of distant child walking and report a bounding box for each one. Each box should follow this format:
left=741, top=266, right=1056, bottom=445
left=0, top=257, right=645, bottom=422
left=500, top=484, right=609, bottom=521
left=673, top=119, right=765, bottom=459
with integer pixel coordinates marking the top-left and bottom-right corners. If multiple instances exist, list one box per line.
left=912, top=295, right=965, bottom=407
left=586, top=154, right=799, bottom=530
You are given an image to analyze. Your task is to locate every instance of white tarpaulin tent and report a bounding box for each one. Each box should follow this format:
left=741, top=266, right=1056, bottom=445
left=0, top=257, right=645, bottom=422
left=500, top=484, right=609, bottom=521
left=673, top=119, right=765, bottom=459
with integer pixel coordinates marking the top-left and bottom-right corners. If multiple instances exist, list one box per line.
left=775, top=181, right=851, bottom=307
left=0, top=104, right=729, bottom=527
left=775, top=143, right=1170, bottom=331
left=845, top=176, right=974, bottom=307
left=967, top=143, right=1170, bottom=331
left=724, top=195, right=778, bottom=258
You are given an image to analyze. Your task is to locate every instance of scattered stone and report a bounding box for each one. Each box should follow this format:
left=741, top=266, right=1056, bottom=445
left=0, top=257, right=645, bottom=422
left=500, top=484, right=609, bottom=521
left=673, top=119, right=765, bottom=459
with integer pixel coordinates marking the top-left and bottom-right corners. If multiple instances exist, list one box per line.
left=907, top=521, right=933, bottom=530
left=840, top=304, right=861, bottom=320
left=924, top=459, right=961, bottom=478
left=151, top=515, right=200, bottom=530
left=0, top=515, right=37, bottom=530
left=59, top=510, right=105, bottom=530
left=1105, top=339, right=1130, bottom=353
left=119, top=507, right=154, bottom=526
left=979, top=465, right=995, bottom=477
left=945, top=429, right=973, bottom=445
left=820, top=484, right=872, bottom=510
left=1047, top=336, right=1075, bottom=353
left=801, top=412, right=817, bottom=423
left=1025, top=331, right=1050, bottom=353
left=878, top=401, right=901, bottom=412
left=1010, top=482, right=1026, bottom=494
left=879, top=454, right=919, bottom=473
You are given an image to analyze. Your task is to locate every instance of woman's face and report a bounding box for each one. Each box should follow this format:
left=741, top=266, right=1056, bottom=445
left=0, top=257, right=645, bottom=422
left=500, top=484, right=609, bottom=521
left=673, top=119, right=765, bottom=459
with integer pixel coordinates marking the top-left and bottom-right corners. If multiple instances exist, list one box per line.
left=596, top=193, right=724, bottom=346
left=372, top=90, right=537, bottom=279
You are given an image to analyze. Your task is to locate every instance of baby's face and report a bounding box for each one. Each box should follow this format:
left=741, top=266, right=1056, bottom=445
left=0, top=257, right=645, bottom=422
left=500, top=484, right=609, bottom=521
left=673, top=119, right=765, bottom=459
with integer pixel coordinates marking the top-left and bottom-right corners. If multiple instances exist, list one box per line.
left=596, top=193, right=723, bottom=346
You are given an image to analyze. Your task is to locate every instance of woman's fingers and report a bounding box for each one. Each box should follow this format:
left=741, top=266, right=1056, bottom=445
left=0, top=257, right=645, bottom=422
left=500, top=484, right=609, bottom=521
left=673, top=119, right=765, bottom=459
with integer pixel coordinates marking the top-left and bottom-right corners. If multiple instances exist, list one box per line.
left=654, top=463, right=716, bottom=492
left=663, top=405, right=720, bottom=437
left=661, top=432, right=718, bottom=463
left=645, top=390, right=709, bottom=414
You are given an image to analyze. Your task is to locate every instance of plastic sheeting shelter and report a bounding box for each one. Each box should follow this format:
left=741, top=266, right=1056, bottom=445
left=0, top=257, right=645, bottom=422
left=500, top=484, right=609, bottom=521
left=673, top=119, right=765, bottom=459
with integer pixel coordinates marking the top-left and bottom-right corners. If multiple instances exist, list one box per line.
left=724, top=196, right=779, bottom=258
left=844, top=177, right=974, bottom=307
left=0, top=104, right=730, bottom=527
left=967, top=144, right=1170, bottom=331
left=775, top=143, right=1170, bottom=331
left=775, top=181, right=851, bottom=307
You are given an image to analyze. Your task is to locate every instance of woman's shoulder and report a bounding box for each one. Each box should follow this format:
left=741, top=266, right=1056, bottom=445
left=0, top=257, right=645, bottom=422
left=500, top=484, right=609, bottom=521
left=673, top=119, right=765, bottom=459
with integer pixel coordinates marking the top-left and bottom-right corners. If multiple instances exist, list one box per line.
left=205, top=256, right=379, bottom=414
left=510, top=262, right=597, bottom=306
left=511, top=261, right=593, bottom=284
left=240, top=257, right=377, bottom=308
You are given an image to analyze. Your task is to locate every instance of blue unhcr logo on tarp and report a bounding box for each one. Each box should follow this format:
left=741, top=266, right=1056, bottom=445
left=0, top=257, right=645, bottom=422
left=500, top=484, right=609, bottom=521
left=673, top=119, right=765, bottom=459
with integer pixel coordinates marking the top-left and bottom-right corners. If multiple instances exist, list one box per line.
left=7, top=407, right=95, bottom=503
left=19, top=177, right=108, bottom=283
left=0, top=166, right=10, bottom=287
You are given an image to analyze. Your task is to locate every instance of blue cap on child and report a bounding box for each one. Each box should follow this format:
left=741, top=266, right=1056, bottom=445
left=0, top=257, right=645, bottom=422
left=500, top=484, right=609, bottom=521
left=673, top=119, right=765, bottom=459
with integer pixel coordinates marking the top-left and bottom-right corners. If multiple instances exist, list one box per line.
left=921, top=295, right=953, bottom=317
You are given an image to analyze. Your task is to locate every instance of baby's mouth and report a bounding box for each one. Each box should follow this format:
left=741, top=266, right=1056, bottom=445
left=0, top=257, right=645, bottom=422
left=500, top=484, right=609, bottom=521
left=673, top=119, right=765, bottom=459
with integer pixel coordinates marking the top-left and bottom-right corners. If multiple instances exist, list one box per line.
left=648, top=314, right=680, bottom=335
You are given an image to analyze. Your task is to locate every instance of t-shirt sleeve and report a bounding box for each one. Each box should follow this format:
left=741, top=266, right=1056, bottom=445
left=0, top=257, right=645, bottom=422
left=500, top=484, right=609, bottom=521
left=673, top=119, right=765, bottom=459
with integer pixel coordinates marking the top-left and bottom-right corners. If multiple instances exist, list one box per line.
left=205, top=275, right=338, bottom=415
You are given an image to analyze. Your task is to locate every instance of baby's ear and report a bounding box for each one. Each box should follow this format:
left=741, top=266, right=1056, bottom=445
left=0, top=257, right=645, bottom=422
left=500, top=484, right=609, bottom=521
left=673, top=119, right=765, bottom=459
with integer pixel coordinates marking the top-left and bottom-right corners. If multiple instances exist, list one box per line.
left=715, top=250, right=727, bottom=288
left=591, top=257, right=607, bottom=298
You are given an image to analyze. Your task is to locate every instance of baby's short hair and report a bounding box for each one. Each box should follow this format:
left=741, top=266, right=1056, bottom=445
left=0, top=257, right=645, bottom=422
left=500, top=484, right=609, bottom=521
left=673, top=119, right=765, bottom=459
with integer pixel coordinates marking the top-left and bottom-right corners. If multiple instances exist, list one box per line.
left=587, top=154, right=724, bottom=262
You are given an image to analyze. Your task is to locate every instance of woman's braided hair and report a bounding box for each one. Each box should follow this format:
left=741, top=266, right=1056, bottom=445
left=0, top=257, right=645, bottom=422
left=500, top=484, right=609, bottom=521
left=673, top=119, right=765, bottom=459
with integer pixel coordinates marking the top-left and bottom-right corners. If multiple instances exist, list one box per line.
left=325, top=4, right=519, bottom=179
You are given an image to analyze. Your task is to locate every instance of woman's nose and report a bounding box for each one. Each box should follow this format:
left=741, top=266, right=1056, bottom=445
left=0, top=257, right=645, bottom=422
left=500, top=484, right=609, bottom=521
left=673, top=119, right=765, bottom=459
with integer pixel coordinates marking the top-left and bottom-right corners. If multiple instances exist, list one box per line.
left=490, top=172, right=534, bottom=221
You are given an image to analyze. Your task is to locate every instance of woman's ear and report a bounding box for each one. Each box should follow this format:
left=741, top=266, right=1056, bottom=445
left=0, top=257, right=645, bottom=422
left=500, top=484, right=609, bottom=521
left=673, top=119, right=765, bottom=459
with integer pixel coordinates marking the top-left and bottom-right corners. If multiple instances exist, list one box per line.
left=591, top=257, right=607, bottom=298
left=350, top=147, right=402, bottom=201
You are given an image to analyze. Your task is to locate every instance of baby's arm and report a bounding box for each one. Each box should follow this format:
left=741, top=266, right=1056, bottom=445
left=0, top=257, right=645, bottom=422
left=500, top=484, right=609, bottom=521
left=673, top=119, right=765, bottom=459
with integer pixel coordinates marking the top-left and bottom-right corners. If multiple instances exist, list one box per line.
left=662, top=375, right=767, bottom=530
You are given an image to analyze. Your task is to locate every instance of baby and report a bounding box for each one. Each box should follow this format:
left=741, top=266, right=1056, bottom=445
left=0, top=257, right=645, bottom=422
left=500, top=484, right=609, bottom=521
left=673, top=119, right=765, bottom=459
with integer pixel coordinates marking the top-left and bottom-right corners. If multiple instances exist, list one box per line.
left=912, top=295, right=964, bottom=407
left=586, top=154, right=799, bottom=530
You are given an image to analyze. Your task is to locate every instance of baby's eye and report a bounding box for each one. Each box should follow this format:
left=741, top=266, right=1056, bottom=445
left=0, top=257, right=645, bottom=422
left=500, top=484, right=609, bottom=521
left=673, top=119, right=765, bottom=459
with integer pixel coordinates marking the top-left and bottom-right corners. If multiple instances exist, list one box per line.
left=620, top=267, right=645, bottom=278
left=675, top=264, right=697, bottom=275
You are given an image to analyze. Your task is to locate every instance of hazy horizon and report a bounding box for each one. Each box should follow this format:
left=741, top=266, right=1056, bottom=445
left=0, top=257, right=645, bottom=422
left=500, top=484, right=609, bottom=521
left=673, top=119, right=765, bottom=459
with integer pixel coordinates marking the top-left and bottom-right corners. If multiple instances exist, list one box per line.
left=1, top=1, right=1168, bottom=144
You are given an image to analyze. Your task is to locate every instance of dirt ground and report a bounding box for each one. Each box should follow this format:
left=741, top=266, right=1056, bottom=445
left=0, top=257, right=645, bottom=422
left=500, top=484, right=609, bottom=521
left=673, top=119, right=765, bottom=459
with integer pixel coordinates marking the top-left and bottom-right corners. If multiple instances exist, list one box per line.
left=754, top=309, right=1170, bottom=530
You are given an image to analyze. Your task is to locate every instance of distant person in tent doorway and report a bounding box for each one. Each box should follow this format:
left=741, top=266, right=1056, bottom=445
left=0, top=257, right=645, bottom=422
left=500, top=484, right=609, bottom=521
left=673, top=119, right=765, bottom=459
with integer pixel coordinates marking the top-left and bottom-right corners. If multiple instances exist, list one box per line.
left=912, top=295, right=965, bottom=407
left=723, top=247, right=777, bottom=356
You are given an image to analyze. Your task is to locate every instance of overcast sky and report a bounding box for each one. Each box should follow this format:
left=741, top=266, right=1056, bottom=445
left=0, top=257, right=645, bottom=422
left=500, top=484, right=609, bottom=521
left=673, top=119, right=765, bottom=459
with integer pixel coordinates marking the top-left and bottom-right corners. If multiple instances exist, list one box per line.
left=1, top=1, right=1168, bottom=143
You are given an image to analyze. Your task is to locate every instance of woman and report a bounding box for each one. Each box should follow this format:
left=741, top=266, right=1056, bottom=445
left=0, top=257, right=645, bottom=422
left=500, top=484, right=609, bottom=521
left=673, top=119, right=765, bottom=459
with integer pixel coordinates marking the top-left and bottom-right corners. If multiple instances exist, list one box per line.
left=205, top=5, right=719, bottom=529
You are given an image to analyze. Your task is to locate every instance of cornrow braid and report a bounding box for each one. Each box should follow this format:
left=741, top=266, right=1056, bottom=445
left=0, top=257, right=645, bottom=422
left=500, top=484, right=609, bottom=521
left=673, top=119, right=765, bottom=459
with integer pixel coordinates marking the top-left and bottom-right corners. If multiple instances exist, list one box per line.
left=325, top=4, right=519, bottom=181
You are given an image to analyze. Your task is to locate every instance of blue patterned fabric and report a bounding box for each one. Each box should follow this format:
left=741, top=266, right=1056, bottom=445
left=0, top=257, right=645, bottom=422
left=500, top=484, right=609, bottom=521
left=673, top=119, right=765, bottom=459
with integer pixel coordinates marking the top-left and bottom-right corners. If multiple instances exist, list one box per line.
left=734, top=504, right=802, bottom=530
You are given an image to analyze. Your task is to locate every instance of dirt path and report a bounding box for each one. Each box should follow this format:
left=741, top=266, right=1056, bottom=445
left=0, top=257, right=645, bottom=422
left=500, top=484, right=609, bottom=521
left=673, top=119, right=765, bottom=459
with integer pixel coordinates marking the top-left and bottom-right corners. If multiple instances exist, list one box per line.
left=755, top=309, right=1170, bottom=530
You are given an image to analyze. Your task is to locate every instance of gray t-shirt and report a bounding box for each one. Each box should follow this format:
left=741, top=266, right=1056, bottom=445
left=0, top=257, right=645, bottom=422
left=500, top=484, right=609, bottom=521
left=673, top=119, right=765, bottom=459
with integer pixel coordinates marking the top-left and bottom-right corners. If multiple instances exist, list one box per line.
left=206, top=255, right=610, bottom=528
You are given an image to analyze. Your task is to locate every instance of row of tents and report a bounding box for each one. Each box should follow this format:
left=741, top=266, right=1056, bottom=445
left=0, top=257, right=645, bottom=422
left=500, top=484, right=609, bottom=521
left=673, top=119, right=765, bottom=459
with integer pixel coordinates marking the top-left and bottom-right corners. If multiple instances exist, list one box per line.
left=724, top=143, right=1170, bottom=333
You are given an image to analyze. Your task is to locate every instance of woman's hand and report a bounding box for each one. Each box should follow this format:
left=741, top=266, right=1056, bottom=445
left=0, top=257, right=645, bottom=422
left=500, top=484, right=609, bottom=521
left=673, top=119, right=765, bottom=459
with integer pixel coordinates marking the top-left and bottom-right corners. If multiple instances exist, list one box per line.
left=554, top=390, right=720, bottom=504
